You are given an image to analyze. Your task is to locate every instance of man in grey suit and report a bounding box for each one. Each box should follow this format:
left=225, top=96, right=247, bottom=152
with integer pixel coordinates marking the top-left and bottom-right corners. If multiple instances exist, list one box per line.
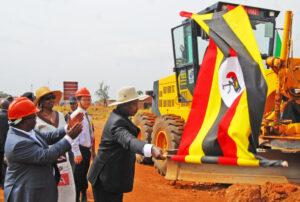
left=0, top=100, right=9, bottom=187
left=88, top=86, right=165, bottom=202
left=4, top=97, right=83, bottom=202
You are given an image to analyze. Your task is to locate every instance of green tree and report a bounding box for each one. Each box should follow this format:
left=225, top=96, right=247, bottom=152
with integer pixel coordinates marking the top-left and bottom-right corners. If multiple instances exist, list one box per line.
left=137, top=90, right=143, bottom=95
left=95, top=81, right=110, bottom=107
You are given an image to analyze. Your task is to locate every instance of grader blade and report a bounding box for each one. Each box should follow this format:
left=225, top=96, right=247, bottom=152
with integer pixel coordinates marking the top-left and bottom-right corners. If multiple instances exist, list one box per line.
left=165, top=150, right=300, bottom=184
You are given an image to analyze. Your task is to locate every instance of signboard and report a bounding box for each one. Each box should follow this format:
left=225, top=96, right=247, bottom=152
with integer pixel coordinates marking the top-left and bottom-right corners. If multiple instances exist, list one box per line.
left=63, top=81, right=78, bottom=102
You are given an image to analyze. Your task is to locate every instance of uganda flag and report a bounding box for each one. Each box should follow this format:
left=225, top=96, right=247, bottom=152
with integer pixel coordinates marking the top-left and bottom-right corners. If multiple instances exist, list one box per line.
left=171, top=6, right=284, bottom=167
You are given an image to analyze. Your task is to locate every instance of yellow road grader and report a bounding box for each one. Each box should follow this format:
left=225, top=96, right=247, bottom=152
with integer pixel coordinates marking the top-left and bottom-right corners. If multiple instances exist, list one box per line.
left=134, top=2, right=300, bottom=184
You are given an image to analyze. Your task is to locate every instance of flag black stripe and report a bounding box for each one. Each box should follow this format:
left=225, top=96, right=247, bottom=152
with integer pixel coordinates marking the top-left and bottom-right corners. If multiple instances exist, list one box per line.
left=205, top=15, right=267, bottom=146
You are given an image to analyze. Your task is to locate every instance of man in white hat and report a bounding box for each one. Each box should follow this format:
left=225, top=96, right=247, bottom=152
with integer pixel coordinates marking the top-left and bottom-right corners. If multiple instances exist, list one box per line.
left=88, top=86, right=165, bottom=202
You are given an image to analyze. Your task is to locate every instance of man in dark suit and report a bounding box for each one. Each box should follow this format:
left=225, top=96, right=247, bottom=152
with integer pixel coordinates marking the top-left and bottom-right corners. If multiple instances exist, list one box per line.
left=4, top=97, right=83, bottom=202
left=88, top=86, right=165, bottom=202
left=0, top=100, right=9, bottom=187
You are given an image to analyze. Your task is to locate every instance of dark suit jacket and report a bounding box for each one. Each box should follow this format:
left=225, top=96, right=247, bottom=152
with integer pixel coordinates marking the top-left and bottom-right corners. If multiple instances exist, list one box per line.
left=0, top=110, right=9, bottom=152
left=88, top=109, right=146, bottom=193
left=4, top=127, right=71, bottom=202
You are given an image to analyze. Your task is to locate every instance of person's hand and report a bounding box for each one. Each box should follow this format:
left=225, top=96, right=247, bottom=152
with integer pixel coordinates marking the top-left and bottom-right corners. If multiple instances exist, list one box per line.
left=151, top=145, right=165, bottom=160
left=74, top=155, right=83, bottom=164
left=3, top=154, right=7, bottom=165
left=67, top=112, right=84, bottom=129
left=67, top=123, right=83, bottom=140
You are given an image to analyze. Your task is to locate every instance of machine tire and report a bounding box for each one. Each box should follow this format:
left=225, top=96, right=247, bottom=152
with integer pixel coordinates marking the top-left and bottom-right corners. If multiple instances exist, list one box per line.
left=151, top=114, right=185, bottom=176
left=133, top=112, right=156, bottom=164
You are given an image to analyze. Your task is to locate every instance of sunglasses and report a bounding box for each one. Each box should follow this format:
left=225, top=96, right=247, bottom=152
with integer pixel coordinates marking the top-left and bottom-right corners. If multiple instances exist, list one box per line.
left=43, top=95, right=56, bottom=101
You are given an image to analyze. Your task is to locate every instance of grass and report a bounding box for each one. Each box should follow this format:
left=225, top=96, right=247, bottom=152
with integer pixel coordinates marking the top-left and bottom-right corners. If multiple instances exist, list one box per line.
left=55, top=105, right=152, bottom=121
left=54, top=105, right=112, bottom=121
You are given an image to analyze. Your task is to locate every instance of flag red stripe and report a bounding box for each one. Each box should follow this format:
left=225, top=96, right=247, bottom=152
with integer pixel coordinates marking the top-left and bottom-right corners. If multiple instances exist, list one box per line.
left=217, top=92, right=243, bottom=157
left=218, top=156, right=238, bottom=165
left=170, top=155, right=186, bottom=162
left=177, top=39, right=218, bottom=155
left=229, top=47, right=237, bottom=56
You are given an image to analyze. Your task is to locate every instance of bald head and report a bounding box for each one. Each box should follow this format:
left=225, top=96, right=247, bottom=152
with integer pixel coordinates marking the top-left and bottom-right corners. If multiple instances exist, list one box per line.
left=0, top=100, right=9, bottom=110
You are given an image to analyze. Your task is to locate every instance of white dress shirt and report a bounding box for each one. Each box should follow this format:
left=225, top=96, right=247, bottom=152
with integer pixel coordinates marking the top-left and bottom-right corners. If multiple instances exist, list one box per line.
left=71, top=107, right=93, bottom=157
left=143, top=143, right=153, bottom=157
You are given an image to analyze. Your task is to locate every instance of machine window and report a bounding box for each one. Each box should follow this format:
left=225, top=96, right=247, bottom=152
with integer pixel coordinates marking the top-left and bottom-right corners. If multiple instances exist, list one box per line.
left=197, top=37, right=209, bottom=65
left=173, top=23, right=193, bottom=66
left=252, top=20, right=274, bottom=59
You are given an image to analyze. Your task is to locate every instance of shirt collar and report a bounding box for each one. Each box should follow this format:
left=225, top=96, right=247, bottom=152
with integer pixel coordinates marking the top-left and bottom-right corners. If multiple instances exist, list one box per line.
left=77, top=107, right=86, bottom=114
left=12, top=127, right=34, bottom=137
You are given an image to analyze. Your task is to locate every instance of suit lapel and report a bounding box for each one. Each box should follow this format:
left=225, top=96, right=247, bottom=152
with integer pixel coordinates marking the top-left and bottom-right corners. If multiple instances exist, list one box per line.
left=34, top=131, right=48, bottom=148
left=11, top=127, right=47, bottom=148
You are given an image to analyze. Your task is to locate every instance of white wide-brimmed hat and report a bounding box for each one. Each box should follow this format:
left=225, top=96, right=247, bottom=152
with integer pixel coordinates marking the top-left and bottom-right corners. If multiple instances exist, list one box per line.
left=108, top=86, right=149, bottom=106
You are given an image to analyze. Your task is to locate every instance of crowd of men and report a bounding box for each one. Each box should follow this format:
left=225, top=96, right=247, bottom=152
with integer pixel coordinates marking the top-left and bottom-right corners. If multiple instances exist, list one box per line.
left=0, top=86, right=165, bottom=202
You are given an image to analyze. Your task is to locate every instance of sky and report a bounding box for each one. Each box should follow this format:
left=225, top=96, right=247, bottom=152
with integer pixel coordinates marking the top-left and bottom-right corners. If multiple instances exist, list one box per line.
left=1, top=0, right=300, bottom=101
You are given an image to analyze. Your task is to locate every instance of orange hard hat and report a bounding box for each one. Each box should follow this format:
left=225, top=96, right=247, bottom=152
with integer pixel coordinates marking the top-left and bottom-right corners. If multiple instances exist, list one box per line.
left=8, top=97, right=39, bottom=120
left=75, top=87, right=91, bottom=98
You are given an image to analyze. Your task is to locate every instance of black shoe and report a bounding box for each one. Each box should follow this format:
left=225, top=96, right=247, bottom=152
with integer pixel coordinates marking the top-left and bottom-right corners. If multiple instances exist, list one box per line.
left=81, top=191, right=87, bottom=202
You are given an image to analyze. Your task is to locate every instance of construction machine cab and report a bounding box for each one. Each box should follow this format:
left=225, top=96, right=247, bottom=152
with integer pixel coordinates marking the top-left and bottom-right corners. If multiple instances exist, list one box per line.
left=172, top=2, right=279, bottom=102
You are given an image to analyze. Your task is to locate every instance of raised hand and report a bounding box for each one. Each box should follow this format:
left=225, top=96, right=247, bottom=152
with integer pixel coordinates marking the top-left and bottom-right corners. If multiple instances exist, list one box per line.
left=67, top=112, right=84, bottom=129
left=67, top=122, right=83, bottom=140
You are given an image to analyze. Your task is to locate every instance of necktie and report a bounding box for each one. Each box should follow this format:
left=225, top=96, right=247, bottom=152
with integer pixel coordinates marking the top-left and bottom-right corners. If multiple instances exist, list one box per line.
left=85, top=112, right=94, bottom=145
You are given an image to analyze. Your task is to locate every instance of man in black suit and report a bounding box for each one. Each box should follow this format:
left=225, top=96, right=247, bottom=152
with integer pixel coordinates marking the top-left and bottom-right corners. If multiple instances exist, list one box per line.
left=88, top=86, right=165, bottom=202
left=0, top=99, right=9, bottom=187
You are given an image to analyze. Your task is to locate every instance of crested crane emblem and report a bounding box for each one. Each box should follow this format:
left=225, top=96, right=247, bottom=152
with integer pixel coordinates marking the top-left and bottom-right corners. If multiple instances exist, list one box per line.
left=222, top=72, right=241, bottom=94
left=218, top=57, right=245, bottom=107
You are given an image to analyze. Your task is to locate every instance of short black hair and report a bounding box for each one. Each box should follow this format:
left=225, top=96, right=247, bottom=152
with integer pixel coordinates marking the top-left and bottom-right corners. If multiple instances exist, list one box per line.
left=22, top=92, right=36, bottom=102
left=69, top=96, right=77, bottom=104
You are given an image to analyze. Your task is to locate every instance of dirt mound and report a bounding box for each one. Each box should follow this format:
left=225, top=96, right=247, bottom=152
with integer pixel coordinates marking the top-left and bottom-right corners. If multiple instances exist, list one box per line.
left=226, top=184, right=261, bottom=202
left=225, top=183, right=300, bottom=202
left=261, top=182, right=300, bottom=201
left=171, top=181, right=228, bottom=193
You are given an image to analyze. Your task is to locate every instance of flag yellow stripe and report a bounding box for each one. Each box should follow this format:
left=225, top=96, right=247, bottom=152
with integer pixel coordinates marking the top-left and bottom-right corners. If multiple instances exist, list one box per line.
left=222, top=6, right=266, bottom=80
left=227, top=91, right=255, bottom=159
left=191, top=13, right=213, bottom=35
left=188, top=48, right=224, bottom=156
left=185, top=155, right=202, bottom=164
left=237, top=158, right=260, bottom=167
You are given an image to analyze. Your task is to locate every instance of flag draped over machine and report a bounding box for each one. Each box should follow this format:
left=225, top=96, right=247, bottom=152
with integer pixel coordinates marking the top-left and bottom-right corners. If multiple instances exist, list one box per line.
left=171, top=6, right=283, bottom=167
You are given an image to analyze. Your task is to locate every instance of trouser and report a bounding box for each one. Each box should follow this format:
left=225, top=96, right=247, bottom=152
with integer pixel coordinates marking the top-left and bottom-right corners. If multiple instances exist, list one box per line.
left=68, top=150, right=75, bottom=173
left=92, top=178, right=123, bottom=202
left=0, top=152, right=4, bottom=186
left=74, top=146, right=91, bottom=197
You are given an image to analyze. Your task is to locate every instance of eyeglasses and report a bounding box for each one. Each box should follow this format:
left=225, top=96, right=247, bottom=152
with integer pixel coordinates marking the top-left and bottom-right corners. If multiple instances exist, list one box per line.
left=43, top=95, right=56, bottom=101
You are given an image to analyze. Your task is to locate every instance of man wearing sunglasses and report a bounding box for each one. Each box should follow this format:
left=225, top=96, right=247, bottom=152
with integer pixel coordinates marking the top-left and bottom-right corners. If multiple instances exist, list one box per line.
left=71, top=87, right=95, bottom=202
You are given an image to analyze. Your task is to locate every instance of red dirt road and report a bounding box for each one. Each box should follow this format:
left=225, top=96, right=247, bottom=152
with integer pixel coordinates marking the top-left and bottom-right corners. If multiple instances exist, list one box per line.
left=124, top=163, right=226, bottom=202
